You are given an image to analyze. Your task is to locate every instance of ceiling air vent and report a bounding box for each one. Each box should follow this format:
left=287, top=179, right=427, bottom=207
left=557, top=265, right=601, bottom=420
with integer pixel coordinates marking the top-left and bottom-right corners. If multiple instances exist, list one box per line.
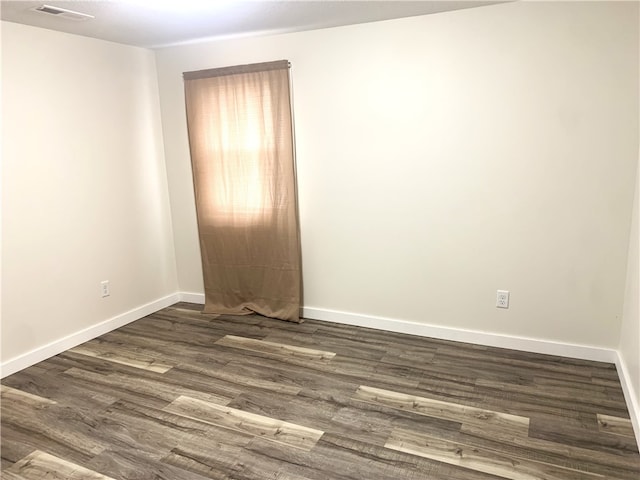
left=31, top=4, right=94, bottom=21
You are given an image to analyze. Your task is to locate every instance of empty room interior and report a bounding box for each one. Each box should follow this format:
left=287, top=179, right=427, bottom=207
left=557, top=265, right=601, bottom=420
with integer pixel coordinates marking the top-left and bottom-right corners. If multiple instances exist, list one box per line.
left=1, top=0, right=640, bottom=479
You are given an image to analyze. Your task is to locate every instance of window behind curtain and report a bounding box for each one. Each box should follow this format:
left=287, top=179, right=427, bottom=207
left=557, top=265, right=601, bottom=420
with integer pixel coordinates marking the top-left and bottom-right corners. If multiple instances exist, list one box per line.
left=184, top=60, right=301, bottom=322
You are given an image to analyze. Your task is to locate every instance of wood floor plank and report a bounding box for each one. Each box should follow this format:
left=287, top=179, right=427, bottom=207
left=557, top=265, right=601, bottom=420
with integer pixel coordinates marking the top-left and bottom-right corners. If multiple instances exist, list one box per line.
left=3, top=362, right=123, bottom=414
left=412, top=378, right=479, bottom=407
left=228, top=390, right=342, bottom=432
left=0, top=438, right=34, bottom=471
left=108, top=398, right=255, bottom=447
left=435, top=344, right=615, bottom=375
left=325, top=356, right=422, bottom=391
left=215, top=334, right=336, bottom=361
left=419, top=358, right=535, bottom=386
left=467, top=387, right=600, bottom=426
left=75, top=398, right=254, bottom=465
left=263, top=330, right=388, bottom=361
left=172, top=307, right=220, bottom=317
left=311, top=322, right=445, bottom=352
left=168, top=361, right=302, bottom=396
left=97, top=330, right=240, bottom=377
left=4, top=450, right=116, bottom=480
left=592, top=377, right=625, bottom=389
left=379, top=348, right=437, bottom=369
left=327, top=404, right=462, bottom=448
left=354, top=385, right=530, bottom=435
left=159, top=443, right=244, bottom=480
left=68, top=342, right=173, bottom=373
left=160, top=449, right=238, bottom=480
left=460, top=424, right=640, bottom=479
left=529, top=416, right=639, bottom=456
left=1, top=397, right=109, bottom=462
left=597, top=414, right=636, bottom=438
left=62, top=366, right=234, bottom=408
left=476, top=378, right=628, bottom=415
left=1, top=470, right=23, bottom=479
left=245, top=433, right=508, bottom=480
left=0, top=422, right=100, bottom=470
left=385, top=428, right=606, bottom=480
left=119, top=314, right=233, bottom=349
left=244, top=434, right=433, bottom=480
left=84, top=330, right=233, bottom=375
left=85, top=448, right=214, bottom=480
left=217, top=355, right=368, bottom=408
left=164, top=395, right=325, bottom=451
left=0, top=384, right=57, bottom=405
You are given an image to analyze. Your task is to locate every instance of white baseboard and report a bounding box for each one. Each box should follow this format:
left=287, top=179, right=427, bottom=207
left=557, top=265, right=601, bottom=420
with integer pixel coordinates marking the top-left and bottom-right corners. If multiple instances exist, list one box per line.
left=0, top=293, right=180, bottom=378
left=302, top=307, right=618, bottom=363
left=179, top=292, right=206, bottom=304
left=614, top=353, right=640, bottom=448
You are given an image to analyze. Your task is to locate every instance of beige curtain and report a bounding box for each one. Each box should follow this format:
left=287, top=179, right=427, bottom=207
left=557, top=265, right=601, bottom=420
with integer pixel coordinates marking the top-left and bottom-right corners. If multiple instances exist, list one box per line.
left=184, top=60, right=301, bottom=323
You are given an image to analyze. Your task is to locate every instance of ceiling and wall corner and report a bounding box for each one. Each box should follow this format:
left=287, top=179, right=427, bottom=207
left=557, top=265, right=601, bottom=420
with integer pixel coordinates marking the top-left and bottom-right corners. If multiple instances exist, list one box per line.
left=0, top=1, right=507, bottom=48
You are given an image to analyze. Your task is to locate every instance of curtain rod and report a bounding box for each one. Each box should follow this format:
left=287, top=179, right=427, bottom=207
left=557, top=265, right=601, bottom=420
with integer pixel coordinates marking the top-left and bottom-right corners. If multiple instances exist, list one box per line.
left=184, top=60, right=290, bottom=81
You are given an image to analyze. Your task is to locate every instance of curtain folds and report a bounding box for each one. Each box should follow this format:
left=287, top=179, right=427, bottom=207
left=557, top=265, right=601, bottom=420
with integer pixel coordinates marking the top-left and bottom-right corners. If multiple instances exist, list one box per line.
left=184, top=61, right=301, bottom=323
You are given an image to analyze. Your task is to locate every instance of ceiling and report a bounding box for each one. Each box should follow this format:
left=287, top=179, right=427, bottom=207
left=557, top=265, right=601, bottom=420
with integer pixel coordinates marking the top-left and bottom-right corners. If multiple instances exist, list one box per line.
left=0, top=1, right=504, bottom=49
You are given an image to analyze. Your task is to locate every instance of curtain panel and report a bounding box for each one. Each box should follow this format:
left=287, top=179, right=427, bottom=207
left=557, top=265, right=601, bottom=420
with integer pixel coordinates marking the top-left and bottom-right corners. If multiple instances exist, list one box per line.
left=184, top=60, right=301, bottom=322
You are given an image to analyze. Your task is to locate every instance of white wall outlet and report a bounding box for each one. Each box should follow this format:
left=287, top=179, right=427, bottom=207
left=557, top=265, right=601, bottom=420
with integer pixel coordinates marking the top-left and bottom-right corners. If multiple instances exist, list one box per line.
left=101, top=280, right=110, bottom=298
left=496, top=290, right=509, bottom=308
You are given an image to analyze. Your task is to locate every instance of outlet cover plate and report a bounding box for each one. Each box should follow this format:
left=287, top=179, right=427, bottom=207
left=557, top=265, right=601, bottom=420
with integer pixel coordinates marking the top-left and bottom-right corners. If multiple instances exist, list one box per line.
left=496, top=290, right=509, bottom=308
left=101, top=280, right=110, bottom=298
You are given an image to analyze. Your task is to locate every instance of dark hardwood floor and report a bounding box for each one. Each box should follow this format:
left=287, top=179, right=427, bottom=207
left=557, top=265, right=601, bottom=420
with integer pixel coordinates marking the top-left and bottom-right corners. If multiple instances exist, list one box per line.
left=1, top=302, right=639, bottom=479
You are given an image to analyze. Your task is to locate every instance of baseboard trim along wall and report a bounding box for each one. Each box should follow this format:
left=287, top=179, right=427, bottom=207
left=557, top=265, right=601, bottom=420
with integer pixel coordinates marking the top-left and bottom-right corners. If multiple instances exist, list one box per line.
left=302, top=306, right=617, bottom=362
left=615, top=354, right=640, bottom=449
left=0, top=293, right=180, bottom=378
left=179, top=292, right=206, bottom=304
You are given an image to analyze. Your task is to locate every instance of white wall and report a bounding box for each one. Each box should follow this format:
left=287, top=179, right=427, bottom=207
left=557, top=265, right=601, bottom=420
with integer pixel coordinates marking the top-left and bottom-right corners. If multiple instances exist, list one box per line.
left=1, top=22, right=178, bottom=365
left=156, top=1, right=638, bottom=349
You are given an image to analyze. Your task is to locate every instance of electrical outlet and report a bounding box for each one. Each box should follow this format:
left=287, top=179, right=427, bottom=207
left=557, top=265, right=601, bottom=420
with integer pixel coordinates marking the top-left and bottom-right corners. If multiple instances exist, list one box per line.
left=496, top=290, right=509, bottom=308
left=101, top=280, right=110, bottom=298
